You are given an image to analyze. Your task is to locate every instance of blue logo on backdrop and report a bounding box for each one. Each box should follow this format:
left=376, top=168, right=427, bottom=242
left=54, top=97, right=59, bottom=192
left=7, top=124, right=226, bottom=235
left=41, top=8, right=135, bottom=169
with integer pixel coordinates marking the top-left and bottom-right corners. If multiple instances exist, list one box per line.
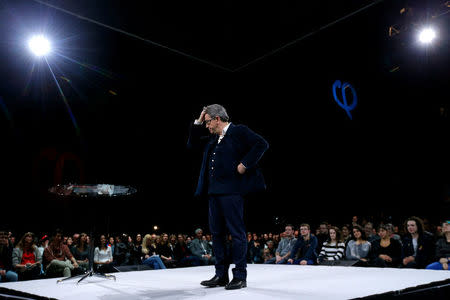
left=332, top=80, right=357, bottom=120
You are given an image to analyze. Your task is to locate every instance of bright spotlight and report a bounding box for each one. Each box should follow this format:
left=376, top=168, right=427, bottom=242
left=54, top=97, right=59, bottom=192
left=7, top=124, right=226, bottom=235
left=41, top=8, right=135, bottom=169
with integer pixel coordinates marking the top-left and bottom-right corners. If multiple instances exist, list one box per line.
left=418, top=28, right=436, bottom=44
left=28, top=35, right=51, bottom=57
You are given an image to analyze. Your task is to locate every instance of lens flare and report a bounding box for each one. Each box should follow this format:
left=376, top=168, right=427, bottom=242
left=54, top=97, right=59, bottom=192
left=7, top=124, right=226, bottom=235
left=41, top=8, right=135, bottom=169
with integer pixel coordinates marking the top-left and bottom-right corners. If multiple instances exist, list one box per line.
left=28, top=35, right=51, bottom=57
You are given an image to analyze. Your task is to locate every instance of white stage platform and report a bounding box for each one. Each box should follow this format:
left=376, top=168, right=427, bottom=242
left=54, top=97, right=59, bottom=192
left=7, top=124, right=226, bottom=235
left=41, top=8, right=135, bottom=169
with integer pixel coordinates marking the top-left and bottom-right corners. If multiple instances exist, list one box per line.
left=1, top=265, right=449, bottom=300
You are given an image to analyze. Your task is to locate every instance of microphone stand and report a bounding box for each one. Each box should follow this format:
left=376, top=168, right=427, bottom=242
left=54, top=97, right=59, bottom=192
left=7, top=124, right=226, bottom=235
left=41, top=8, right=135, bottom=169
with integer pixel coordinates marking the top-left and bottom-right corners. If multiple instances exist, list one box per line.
left=49, top=184, right=136, bottom=284
left=57, top=230, right=116, bottom=284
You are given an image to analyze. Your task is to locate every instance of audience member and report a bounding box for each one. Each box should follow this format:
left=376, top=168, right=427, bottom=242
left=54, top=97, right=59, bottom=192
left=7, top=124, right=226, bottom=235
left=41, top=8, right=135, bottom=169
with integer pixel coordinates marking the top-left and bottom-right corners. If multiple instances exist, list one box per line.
left=93, top=235, right=115, bottom=273
left=426, top=220, right=450, bottom=270
left=72, top=233, right=80, bottom=246
left=66, top=237, right=74, bottom=248
left=369, top=225, right=401, bottom=268
left=364, top=222, right=380, bottom=243
left=108, top=236, right=115, bottom=255
left=345, top=225, right=371, bottom=266
left=315, top=222, right=329, bottom=253
left=141, top=234, right=166, bottom=269
left=248, top=235, right=263, bottom=263
left=37, top=235, right=49, bottom=257
left=189, top=229, right=214, bottom=265
left=70, top=232, right=89, bottom=272
left=341, top=224, right=351, bottom=245
left=317, top=227, right=345, bottom=264
left=9, top=234, right=16, bottom=247
left=265, top=224, right=296, bottom=264
left=135, top=234, right=142, bottom=246
left=262, top=241, right=276, bottom=262
left=0, top=229, right=18, bottom=282
left=401, top=216, right=435, bottom=269
left=385, top=223, right=402, bottom=243
left=288, top=224, right=318, bottom=265
left=113, top=234, right=128, bottom=266
left=126, top=235, right=141, bottom=265
left=173, top=234, right=200, bottom=267
left=157, top=233, right=176, bottom=268
left=43, top=229, right=79, bottom=277
left=12, top=232, right=42, bottom=281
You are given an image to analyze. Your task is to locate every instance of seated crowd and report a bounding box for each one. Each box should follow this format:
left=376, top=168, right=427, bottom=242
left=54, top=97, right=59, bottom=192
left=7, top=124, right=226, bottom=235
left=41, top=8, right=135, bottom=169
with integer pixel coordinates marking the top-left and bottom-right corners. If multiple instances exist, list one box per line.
left=1, top=216, right=449, bottom=282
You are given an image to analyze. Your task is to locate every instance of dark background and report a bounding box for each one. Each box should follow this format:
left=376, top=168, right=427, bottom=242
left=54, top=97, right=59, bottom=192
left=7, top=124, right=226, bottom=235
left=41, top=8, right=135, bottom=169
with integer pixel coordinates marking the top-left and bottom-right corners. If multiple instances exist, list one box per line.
left=0, top=0, right=448, bottom=236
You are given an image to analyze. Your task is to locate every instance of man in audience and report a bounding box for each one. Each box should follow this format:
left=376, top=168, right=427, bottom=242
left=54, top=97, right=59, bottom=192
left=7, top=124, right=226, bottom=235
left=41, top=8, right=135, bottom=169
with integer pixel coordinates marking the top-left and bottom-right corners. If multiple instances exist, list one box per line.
left=205, top=234, right=213, bottom=248
left=72, top=233, right=80, bottom=246
left=364, top=222, right=380, bottom=243
left=315, top=222, right=329, bottom=253
left=265, top=224, right=297, bottom=264
left=43, top=229, right=79, bottom=277
left=189, top=229, right=214, bottom=265
left=288, top=224, right=318, bottom=265
left=263, top=241, right=276, bottom=262
left=401, top=216, right=435, bottom=268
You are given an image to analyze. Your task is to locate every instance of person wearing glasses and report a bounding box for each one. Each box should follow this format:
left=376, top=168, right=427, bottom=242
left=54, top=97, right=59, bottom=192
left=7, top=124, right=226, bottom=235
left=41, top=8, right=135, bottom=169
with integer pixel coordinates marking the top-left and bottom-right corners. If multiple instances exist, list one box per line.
left=287, top=224, right=318, bottom=265
left=187, top=104, right=269, bottom=290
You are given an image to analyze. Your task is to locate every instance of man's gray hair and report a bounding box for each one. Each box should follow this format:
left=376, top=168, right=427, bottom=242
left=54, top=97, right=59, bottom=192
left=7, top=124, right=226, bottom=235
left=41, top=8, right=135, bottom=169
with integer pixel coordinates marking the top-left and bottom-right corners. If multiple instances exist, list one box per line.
left=205, top=104, right=229, bottom=122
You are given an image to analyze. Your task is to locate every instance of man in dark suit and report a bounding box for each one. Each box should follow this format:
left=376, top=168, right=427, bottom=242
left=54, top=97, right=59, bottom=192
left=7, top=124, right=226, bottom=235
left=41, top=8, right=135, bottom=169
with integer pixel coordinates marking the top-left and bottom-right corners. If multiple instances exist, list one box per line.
left=187, top=104, right=269, bottom=290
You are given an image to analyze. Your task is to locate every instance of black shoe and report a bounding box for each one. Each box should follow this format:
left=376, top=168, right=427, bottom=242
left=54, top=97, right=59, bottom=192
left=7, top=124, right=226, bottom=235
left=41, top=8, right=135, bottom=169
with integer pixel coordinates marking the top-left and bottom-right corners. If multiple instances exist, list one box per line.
left=225, top=278, right=247, bottom=290
left=200, top=275, right=229, bottom=287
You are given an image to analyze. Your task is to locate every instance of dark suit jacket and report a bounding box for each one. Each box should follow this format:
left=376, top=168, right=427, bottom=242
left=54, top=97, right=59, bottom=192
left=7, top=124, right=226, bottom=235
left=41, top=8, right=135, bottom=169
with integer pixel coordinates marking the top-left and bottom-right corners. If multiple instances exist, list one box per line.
left=401, top=232, right=435, bottom=268
left=187, top=122, right=269, bottom=197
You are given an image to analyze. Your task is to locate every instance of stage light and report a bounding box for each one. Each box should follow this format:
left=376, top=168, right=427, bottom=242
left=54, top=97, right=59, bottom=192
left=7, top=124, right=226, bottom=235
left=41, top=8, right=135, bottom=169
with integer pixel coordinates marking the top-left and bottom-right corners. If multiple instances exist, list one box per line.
left=28, top=35, right=51, bottom=57
left=153, top=225, right=159, bottom=231
left=418, top=28, right=436, bottom=44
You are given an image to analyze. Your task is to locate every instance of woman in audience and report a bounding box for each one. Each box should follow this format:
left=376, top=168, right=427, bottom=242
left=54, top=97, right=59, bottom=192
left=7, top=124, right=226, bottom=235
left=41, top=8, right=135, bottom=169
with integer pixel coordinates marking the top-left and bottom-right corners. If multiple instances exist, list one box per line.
left=317, top=227, right=346, bottom=264
left=12, top=232, right=42, bottom=281
left=345, top=225, right=371, bottom=266
left=426, top=220, right=450, bottom=270
left=141, top=234, right=166, bottom=269
left=156, top=233, right=176, bottom=268
left=369, top=225, right=401, bottom=268
left=401, top=216, right=435, bottom=269
left=66, top=237, right=74, bottom=248
left=93, top=234, right=115, bottom=273
left=70, top=232, right=89, bottom=272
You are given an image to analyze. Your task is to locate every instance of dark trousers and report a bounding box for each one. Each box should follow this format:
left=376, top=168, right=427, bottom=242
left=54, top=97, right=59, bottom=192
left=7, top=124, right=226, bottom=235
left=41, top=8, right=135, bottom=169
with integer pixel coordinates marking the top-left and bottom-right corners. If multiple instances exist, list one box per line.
left=208, top=194, right=247, bottom=280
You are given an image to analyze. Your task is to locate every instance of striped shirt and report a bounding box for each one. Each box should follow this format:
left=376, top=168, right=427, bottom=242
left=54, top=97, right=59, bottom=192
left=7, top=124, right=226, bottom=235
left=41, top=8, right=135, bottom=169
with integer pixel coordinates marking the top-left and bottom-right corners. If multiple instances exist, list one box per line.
left=318, top=241, right=345, bottom=261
